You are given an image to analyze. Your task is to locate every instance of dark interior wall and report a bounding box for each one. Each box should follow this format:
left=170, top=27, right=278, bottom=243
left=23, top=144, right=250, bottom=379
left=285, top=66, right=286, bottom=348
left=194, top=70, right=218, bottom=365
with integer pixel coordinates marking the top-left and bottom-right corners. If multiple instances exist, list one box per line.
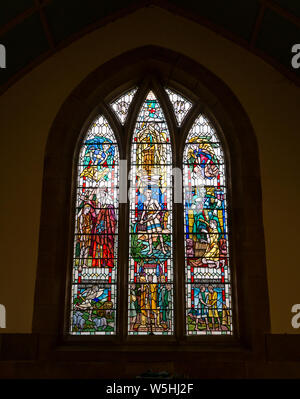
left=0, top=6, right=300, bottom=335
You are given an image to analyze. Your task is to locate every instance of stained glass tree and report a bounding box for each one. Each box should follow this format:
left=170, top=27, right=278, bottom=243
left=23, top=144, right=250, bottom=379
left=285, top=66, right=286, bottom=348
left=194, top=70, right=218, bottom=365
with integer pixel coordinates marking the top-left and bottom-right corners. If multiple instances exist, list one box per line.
left=70, top=115, right=119, bottom=335
left=128, top=91, right=174, bottom=335
left=183, top=115, right=232, bottom=335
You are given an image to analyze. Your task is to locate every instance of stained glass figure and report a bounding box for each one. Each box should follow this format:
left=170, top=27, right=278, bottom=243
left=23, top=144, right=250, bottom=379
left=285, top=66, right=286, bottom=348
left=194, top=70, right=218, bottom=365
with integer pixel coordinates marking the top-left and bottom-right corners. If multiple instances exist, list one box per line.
left=110, top=88, right=137, bottom=124
left=128, top=91, right=173, bottom=335
left=70, top=115, right=119, bottom=335
left=165, top=88, right=192, bottom=125
left=183, top=115, right=232, bottom=335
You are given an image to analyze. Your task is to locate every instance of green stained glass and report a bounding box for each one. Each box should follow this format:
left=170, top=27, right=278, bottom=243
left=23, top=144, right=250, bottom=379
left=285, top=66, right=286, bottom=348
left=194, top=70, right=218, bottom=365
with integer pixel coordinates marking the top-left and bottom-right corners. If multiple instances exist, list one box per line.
left=183, top=114, right=233, bottom=335
left=70, top=115, right=119, bottom=335
left=128, top=91, right=174, bottom=335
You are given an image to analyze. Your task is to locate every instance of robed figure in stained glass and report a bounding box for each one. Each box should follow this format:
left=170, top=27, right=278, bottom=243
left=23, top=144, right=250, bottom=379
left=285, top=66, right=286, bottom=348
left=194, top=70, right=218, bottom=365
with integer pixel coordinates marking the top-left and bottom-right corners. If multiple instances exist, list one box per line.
left=70, top=87, right=233, bottom=338
left=80, top=136, right=116, bottom=185
left=184, top=115, right=232, bottom=335
left=70, top=116, right=119, bottom=335
left=140, top=188, right=166, bottom=255
left=77, top=203, right=96, bottom=269
left=128, top=91, right=173, bottom=335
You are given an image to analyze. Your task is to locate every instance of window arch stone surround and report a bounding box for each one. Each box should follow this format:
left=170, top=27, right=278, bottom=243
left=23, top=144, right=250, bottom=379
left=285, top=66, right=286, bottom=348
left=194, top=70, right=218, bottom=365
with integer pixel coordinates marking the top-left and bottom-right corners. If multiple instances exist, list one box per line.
left=33, top=45, right=270, bottom=364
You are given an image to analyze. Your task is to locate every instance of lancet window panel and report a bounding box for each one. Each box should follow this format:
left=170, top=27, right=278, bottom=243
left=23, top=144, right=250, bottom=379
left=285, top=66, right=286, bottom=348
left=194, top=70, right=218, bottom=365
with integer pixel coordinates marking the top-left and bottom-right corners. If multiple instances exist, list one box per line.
left=68, top=84, right=234, bottom=339
left=128, top=91, right=174, bottom=336
left=70, top=115, right=120, bottom=335
left=183, top=115, right=233, bottom=335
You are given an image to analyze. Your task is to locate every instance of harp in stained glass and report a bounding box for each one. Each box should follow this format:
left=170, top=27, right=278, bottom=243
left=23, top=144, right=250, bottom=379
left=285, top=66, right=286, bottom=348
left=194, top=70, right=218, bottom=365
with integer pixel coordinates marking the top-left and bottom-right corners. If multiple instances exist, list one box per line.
left=110, top=88, right=137, bottom=124
left=183, top=115, right=233, bottom=335
left=165, top=88, right=192, bottom=126
left=70, top=115, right=119, bottom=335
left=128, top=91, right=174, bottom=335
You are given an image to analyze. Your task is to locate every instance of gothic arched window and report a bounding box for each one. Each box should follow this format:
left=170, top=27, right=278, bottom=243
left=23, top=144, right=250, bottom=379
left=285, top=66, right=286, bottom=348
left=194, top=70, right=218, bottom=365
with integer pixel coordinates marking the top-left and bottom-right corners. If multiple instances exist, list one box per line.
left=128, top=91, right=173, bottom=335
left=69, top=85, right=233, bottom=337
left=34, top=49, right=269, bottom=369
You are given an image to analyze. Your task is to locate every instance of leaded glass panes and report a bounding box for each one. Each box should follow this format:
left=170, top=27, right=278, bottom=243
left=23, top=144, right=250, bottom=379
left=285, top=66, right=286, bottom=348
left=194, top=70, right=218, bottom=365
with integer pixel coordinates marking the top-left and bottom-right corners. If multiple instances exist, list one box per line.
left=69, top=84, right=234, bottom=340
left=183, top=115, right=233, bottom=335
left=110, top=88, right=137, bottom=124
left=70, top=115, right=119, bottom=335
left=165, top=88, right=192, bottom=126
left=128, top=91, right=174, bottom=335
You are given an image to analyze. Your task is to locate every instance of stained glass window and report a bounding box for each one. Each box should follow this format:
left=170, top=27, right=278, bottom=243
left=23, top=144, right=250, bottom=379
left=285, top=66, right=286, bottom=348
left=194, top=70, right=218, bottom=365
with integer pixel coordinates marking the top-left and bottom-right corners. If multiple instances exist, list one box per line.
left=165, top=88, right=192, bottom=125
left=69, top=84, right=234, bottom=339
left=110, top=88, right=137, bottom=124
left=70, top=115, right=119, bottom=335
left=128, top=91, right=173, bottom=335
left=183, top=115, right=232, bottom=335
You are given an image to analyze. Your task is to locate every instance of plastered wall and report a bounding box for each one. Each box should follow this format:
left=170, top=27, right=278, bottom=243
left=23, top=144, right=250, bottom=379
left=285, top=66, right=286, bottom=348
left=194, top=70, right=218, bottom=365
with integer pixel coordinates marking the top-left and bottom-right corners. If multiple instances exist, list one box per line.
left=0, top=6, right=299, bottom=333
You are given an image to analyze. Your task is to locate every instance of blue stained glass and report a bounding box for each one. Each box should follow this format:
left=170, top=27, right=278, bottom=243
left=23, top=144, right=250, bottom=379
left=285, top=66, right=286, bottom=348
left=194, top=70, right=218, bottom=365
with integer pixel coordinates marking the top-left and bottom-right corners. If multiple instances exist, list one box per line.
left=128, top=91, right=174, bottom=335
left=70, top=115, right=119, bottom=335
left=183, top=114, right=233, bottom=335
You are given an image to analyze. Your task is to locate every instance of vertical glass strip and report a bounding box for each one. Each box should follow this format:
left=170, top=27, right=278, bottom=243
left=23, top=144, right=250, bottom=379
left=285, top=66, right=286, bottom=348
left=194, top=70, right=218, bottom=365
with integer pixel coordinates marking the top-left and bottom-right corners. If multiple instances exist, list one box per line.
left=128, top=91, right=174, bottom=335
left=183, top=115, right=233, bottom=335
left=70, top=116, right=119, bottom=335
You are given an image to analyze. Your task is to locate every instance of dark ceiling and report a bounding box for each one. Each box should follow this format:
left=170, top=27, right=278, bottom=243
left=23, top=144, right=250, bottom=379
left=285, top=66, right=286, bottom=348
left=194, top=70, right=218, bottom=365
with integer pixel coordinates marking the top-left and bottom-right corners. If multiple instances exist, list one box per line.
left=0, top=0, right=299, bottom=93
